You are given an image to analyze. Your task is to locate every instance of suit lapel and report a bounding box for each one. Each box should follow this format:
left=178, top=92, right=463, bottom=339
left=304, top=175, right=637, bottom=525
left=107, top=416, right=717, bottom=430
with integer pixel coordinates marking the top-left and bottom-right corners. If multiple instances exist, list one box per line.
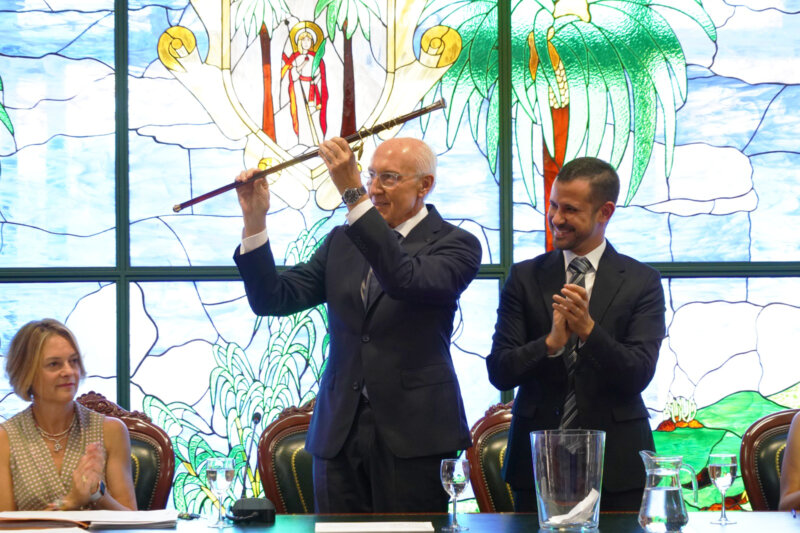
left=589, top=244, right=625, bottom=323
left=342, top=238, right=371, bottom=315
left=401, top=205, right=442, bottom=256
left=364, top=206, right=442, bottom=312
left=539, top=250, right=566, bottom=317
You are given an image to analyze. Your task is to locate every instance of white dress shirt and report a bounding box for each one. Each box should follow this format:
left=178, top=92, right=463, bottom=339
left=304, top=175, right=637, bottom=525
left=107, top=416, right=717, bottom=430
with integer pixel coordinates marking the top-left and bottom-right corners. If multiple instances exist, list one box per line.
left=561, top=239, right=606, bottom=301
left=239, top=201, right=429, bottom=254
left=548, top=240, right=607, bottom=357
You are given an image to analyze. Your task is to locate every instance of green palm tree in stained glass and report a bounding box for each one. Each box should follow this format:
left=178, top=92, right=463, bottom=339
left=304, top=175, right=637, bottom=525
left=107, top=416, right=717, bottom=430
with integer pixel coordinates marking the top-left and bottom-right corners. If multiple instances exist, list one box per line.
left=143, top=219, right=330, bottom=511
left=232, top=0, right=289, bottom=141
left=428, top=0, right=716, bottom=249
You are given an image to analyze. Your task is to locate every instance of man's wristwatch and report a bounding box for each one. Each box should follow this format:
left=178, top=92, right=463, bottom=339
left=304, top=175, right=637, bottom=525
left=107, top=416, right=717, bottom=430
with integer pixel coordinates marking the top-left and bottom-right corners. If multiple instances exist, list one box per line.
left=341, top=186, right=367, bottom=205
left=89, top=480, right=106, bottom=503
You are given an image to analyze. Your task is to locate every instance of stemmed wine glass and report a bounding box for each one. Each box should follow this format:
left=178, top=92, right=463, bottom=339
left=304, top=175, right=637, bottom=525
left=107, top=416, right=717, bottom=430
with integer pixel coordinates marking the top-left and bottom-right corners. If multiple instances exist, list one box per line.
left=708, top=453, right=737, bottom=525
left=206, top=457, right=236, bottom=528
left=441, top=458, right=470, bottom=532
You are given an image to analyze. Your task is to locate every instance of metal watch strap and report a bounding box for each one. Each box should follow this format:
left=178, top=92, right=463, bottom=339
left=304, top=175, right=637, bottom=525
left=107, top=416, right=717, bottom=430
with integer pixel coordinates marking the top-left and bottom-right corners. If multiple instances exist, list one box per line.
left=342, top=186, right=367, bottom=205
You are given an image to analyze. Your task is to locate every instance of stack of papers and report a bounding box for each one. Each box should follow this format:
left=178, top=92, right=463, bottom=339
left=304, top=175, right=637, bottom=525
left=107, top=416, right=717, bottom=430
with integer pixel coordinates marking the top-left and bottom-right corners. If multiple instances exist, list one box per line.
left=315, top=523, right=434, bottom=532
left=0, top=509, right=179, bottom=530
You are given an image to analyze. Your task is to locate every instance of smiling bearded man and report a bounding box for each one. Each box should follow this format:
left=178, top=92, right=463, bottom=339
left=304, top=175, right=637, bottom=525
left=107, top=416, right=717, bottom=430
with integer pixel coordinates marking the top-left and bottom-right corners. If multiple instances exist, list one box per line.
left=487, top=156, right=666, bottom=513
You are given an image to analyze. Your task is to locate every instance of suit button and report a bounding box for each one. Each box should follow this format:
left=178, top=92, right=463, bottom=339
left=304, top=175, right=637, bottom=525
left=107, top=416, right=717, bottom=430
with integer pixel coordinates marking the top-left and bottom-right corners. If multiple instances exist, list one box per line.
left=555, top=408, right=561, bottom=416
left=361, top=334, right=370, bottom=343
left=352, top=382, right=359, bottom=391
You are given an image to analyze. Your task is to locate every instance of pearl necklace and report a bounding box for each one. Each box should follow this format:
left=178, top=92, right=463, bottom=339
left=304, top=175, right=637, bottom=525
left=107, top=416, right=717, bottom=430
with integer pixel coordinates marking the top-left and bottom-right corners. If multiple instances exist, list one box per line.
left=35, top=414, right=76, bottom=453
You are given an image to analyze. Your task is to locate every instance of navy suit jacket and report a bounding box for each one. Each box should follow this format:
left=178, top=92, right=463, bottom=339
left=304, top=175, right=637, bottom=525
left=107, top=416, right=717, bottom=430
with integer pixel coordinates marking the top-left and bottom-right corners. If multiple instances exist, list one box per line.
left=234, top=205, right=481, bottom=459
left=487, top=243, right=665, bottom=492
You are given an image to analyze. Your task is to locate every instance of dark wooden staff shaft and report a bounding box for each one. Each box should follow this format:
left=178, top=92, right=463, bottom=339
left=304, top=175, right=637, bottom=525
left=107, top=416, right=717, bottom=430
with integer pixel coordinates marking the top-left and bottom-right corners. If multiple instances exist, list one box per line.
left=172, top=99, right=446, bottom=213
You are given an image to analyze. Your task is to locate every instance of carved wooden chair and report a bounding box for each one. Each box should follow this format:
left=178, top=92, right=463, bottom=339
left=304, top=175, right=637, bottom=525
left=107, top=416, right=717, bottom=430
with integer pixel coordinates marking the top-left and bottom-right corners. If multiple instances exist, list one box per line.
left=76, top=391, right=175, bottom=510
left=257, top=399, right=315, bottom=514
left=740, top=408, right=798, bottom=510
left=466, top=401, right=515, bottom=512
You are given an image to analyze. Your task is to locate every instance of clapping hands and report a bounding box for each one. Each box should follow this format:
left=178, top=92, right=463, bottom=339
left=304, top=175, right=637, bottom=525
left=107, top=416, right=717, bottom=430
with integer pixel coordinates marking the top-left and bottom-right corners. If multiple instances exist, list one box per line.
left=553, top=284, right=594, bottom=341
left=49, top=442, right=106, bottom=510
left=547, top=284, right=595, bottom=354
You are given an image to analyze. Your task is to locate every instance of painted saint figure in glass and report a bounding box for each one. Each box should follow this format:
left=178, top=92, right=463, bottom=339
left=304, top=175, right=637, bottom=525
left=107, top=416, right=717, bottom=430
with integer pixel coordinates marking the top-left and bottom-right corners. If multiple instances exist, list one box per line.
left=281, top=21, right=329, bottom=147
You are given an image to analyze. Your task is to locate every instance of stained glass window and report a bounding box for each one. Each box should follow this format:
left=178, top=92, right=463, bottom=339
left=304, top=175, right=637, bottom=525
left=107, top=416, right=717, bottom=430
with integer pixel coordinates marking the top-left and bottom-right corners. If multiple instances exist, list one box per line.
left=129, top=0, right=498, bottom=266
left=1, top=0, right=799, bottom=513
left=649, top=277, right=800, bottom=509
left=0, top=1, right=116, bottom=267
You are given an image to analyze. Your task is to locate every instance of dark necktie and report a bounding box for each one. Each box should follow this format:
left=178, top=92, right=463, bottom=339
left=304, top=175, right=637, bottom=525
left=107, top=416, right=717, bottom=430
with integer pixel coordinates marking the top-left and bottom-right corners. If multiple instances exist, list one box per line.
left=560, top=256, right=592, bottom=429
left=361, top=231, right=403, bottom=309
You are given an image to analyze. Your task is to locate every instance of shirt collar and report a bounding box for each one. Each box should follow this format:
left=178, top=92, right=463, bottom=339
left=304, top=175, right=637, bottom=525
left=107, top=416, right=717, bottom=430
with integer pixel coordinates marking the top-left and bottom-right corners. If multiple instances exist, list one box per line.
left=393, top=204, right=429, bottom=238
left=563, top=239, right=606, bottom=273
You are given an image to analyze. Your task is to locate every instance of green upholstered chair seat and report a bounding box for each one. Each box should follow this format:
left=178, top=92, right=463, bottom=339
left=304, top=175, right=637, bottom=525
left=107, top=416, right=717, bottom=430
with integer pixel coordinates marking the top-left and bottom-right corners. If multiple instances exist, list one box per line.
left=740, top=409, right=798, bottom=511
left=130, top=432, right=166, bottom=510
left=467, top=401, right=514, bottom=512
left=268, top=431, right=314, bottom=513
left=77, top=392, right=175, bottom=510
left=258, top=400, right=315, bottom=514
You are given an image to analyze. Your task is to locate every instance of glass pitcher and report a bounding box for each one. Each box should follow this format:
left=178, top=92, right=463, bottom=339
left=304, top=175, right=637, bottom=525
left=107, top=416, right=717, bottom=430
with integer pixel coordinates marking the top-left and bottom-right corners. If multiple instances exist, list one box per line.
left=638, top=450, right=698, bottom=532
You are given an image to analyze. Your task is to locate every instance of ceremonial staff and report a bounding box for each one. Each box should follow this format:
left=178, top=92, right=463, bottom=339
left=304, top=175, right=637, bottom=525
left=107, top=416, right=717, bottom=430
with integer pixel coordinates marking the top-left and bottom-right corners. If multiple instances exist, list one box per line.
left=172, top=99, right=446, bottom=213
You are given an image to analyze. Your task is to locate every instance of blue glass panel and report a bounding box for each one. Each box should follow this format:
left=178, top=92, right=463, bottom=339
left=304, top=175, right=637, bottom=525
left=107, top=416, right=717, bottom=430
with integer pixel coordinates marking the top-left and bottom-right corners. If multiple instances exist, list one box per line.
left=0, top=282, right=117, bottom=421
left=0, top=9, right=113, bottom=63
left=409, top=117, right=499, bottom=266
left=0, top=3, right=116, bottom=267
left=0, top=136, right=116, bottom=267
left=128, top=4, right=200, bottom=77
left=511, top=123, right=546, bottom=262
left=606, top=208, right=671, bottom=262
left=671, top=213, right=752, bottom=261
left=751, top=153, right=800, bottom=260
left=454, top=278, right=502, bottom=427
left=129, top=0, right=188, bottom=9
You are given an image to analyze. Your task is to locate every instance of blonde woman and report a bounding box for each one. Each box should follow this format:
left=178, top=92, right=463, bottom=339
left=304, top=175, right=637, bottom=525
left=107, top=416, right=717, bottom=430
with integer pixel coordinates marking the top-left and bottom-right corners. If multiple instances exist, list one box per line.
left=0, top=318, right=136, bottom=511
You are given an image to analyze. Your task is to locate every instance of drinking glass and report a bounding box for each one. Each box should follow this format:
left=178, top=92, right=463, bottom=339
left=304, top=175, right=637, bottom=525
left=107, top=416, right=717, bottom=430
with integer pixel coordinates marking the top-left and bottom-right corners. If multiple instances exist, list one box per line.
left=440, top=458, right=470, bottom=532
left=708, top=453, right=737, bottom=525
left=206, top=457, right=236, bottom=528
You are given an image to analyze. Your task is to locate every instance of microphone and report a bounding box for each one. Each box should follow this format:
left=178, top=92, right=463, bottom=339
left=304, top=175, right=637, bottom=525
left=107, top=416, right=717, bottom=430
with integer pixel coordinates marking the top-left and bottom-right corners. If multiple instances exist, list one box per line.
left=228, top=411, right=275, bottom=524
left=240, top=412, right=262, bottom=499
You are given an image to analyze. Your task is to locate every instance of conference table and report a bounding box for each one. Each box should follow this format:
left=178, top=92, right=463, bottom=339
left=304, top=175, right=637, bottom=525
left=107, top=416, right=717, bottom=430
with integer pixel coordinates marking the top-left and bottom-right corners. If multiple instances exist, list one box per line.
left=102, top=511, right=796, bottom=532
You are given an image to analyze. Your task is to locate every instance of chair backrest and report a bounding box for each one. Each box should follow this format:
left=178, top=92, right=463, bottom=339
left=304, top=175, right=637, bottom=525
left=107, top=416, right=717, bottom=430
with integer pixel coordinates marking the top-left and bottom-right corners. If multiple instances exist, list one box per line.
left=740, top=408, right=798, bottom=510
left=257, top=400, right=315, bottom=514
left=76, top=391, right=175, bottom=510
left=466, top=401, right=514, bottom=512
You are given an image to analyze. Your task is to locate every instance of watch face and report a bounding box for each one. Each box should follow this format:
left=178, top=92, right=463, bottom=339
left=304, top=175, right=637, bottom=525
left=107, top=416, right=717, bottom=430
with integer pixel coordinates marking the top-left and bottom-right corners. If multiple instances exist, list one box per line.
left=343, top=186, right=365, bottom=205
left=90, top=480, right=106, bottom=502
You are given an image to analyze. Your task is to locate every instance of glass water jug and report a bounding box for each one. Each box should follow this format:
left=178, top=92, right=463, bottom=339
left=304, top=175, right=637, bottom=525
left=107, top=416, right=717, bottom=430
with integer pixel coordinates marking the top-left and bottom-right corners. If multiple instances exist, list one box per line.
left=638, top=450, right=699, bottom=532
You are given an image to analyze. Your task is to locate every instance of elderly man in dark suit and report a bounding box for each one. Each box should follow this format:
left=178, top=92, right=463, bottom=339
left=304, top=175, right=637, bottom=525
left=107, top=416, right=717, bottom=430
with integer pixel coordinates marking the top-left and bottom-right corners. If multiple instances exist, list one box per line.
left=233, top=136, right=481, bottom=513
left=487, top=157, right=665, bottom=512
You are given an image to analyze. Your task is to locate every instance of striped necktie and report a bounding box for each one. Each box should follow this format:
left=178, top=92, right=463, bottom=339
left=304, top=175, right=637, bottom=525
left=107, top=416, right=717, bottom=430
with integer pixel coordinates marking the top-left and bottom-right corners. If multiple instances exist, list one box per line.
left=559, top=256, right=592, bottom=429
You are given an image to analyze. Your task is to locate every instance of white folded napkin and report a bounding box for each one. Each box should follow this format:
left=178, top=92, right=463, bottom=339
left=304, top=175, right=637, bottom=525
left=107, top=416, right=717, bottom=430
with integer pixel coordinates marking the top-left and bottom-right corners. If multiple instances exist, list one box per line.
left=547, top=488, right=600, bottom=525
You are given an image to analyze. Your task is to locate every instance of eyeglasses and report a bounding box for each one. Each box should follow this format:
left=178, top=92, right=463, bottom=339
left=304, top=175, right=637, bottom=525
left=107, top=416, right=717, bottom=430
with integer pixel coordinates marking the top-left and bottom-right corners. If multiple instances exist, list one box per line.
left=362, top=170, right=419, bottom=189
